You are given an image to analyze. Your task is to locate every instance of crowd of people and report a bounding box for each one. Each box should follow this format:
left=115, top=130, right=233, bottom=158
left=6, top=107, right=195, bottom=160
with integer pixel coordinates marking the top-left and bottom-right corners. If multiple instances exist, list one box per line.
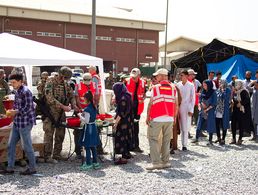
left=0, top=66, right=257, bottom=174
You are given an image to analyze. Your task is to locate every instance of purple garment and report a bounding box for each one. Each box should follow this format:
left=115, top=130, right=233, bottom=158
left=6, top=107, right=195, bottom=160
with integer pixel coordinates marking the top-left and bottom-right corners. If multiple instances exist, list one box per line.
left=113, top=82, right=132, bottom=114
left=13, top=85, right=36, bottom=129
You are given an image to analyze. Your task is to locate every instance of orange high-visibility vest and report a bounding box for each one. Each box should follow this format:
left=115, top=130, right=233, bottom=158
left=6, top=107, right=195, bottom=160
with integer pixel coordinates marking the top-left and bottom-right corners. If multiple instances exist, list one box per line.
left=92, top=73, right=102, bottom=96
left=76, top=82, right=96, bottom=109
left=126, top=77, right=145, bottom=115
left=149, top=80, right=177, bottom=120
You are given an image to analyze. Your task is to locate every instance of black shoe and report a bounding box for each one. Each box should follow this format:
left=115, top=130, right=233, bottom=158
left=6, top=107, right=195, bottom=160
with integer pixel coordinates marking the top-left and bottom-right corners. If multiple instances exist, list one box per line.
left=170, top=149, right=175, bottom=154
left=133, top=147, right=144, bottom=153
left=123, top=153, right=133, bottom=159
left=20, top=168, right=37, bottom=175
left=0, top=169, right=14, bottom=175
left=182, top=147, right=187, bottom=151
left=219, top=140, right=225, bottom=145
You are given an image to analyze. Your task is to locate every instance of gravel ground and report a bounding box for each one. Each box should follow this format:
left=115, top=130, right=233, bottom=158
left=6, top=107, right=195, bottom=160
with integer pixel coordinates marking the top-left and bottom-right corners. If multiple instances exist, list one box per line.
left=0, top=99, right=258, bottom=195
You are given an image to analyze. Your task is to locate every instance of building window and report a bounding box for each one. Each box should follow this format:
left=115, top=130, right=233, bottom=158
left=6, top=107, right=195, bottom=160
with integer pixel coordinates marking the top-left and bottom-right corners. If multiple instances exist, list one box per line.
left=65, top=34, right=88, bottom=40
left=5, top=30, right=32, bottom=36
left=115, top=37, right=135, bottom=43
left=37, top=32, right=62, bottom=38
left=138, top=39, right=156, bottom=44
left=96, top=36, right=112, bottom=41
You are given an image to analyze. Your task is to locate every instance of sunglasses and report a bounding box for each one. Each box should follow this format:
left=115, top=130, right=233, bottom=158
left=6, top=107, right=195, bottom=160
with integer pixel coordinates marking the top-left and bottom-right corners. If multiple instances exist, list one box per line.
left=83, top=79, right=91, bottom=81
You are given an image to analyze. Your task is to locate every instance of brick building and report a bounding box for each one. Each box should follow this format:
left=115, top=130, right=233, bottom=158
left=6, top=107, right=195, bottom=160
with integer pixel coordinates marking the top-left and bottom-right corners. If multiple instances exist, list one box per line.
left=0, top=1, right=165, bottom=74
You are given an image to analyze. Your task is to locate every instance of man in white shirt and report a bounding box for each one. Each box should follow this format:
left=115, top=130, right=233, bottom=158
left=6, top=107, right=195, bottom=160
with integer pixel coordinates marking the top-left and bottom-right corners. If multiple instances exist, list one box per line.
left=208, top=71, right=217, bottom=90
left=243, top=71, right=254, bottom=97
left=177, top=70, right=195, bottom=151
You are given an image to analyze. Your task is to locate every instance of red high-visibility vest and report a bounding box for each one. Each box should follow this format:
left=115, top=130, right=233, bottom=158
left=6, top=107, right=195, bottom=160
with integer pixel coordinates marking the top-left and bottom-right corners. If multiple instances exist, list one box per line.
left=76, top=82, right=96, bottom=109
left=149, top=80, right=177, bottom=120
left=92, top=73, right=102, bottom=95
left=126, top=77, right=145, bottom=115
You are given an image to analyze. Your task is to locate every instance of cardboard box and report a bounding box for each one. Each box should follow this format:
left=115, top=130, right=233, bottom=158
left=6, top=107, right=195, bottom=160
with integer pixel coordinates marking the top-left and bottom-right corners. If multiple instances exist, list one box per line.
left=0, top=127, right=23, bottom=162
left=32, top=143, right=45, bottom=158
left=31, top=135, right=45, bottom=158
left=0, top=145, right=23, bottom=163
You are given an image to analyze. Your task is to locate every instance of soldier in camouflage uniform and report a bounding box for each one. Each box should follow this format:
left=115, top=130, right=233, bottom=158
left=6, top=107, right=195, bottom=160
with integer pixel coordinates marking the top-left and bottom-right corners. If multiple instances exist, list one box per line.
left=37, top=71, right=49, bottom=99
left=43, top=67, right=78, bottom=163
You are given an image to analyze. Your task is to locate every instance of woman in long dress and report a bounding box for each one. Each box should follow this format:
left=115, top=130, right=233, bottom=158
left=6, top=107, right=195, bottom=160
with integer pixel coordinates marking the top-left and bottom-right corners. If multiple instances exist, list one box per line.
left=215, top=80, right=231, bottom=145
left=230, top=80, right=253, bottom=145
left=192, top=80, right=217, bottom=145
left=113, top=82, right=134, bottom=165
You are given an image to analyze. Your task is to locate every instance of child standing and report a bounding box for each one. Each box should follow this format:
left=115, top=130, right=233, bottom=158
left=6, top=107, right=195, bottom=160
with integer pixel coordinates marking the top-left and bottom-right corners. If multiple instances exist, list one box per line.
left=78, top=91, right=100, bottom=170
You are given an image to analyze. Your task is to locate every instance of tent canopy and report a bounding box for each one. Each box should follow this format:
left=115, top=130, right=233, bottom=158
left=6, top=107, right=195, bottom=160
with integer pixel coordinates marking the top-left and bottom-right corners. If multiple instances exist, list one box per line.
left=171, top=38, right=258, bottom=81
left=207, top=55, right=258, bottom=83
left=0, top=33, right=107, bottom=111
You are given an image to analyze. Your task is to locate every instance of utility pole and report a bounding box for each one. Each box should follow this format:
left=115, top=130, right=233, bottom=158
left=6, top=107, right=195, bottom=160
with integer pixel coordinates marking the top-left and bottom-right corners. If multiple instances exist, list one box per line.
left=164, top=0, right=169, bottom=68
left=91, top=0, right=96, bottom=56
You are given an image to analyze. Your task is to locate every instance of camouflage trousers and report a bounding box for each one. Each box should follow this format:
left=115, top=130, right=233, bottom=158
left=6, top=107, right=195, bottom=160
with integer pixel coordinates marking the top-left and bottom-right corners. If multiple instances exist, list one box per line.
left=43, top=117, right=65, bottom=159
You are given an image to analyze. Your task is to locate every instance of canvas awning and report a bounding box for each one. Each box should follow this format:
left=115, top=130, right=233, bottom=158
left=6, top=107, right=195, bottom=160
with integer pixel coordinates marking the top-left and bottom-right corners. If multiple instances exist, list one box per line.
left=0, top=33, right=107, bottom=111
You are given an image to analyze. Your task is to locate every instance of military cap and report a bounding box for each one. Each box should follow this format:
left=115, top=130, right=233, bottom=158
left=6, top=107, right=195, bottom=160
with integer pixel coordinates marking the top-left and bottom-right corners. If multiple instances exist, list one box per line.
left=59, top=66, right=72, bottom=79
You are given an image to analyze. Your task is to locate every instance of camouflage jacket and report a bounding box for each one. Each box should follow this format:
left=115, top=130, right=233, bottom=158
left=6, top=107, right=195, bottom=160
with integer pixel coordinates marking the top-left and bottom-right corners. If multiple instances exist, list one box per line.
left=37, top=79, right=47, bottom=99
left=0, top=79, right=10, bottom=95
left=44, top=78, right=76, bottom=111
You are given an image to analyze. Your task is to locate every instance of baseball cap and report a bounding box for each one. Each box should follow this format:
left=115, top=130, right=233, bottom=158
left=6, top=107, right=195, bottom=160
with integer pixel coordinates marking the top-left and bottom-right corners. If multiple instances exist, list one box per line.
left=130, top=68, right=141, bottom=78
left=83, top=73, right=92, bottom=84
left=153, top=68, right=168, bottom=76
left=188, top=69, right=197, bottom=75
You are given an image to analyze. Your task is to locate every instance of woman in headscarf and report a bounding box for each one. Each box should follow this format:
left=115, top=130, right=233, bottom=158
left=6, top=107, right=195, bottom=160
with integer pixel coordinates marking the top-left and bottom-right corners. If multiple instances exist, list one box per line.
left=215, top=80, right=231, bottom=145
left=192, top=80, right=217, bottom=145
left=230, top=80, right=253, bottom=145
left=112, top=82, right=134, bottom=165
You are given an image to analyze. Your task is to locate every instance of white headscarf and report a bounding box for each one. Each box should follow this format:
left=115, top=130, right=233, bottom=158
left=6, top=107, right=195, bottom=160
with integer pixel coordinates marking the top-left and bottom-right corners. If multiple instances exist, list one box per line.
left=234, top=79, right=248, bottom=113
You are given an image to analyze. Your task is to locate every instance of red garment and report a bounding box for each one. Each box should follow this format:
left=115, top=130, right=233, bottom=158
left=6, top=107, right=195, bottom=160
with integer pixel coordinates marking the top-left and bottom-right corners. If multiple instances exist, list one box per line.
left=149, top=80, right=177, bottom=120
left=126, top=77, right=145, bottom=115
left=76, top=82, right=96, bottom=109
left=92, top=73, right=102, bottom=95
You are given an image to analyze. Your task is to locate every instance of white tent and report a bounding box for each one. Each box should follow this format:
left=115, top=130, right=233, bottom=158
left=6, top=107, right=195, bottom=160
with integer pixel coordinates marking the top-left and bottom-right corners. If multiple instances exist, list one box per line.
left=0, top=33, right=107, bottom=111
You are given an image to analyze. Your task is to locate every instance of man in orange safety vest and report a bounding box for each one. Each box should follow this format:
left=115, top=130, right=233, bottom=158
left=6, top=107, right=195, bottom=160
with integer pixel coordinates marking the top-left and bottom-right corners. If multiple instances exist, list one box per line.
left=126, top=68, right=146, bottom=153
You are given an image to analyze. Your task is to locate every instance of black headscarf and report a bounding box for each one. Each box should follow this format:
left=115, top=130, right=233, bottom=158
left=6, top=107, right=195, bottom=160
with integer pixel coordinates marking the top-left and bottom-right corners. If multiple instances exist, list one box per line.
left=201, top=79, right=214, bottom=100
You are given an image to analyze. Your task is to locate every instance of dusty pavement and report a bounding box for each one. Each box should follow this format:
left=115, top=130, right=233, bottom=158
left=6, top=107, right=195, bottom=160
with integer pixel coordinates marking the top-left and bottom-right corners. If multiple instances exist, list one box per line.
left=0, top=98, right=258, bottom=195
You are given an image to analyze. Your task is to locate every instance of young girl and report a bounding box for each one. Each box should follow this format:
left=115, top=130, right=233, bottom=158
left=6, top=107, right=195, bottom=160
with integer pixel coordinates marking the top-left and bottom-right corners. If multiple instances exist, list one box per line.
left=78, top=91, right=100, bottom=170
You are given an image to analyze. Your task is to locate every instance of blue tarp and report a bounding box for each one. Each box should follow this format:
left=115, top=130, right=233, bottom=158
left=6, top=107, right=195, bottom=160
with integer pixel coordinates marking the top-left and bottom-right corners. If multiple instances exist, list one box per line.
left=207, top=54, right=258, bottom=82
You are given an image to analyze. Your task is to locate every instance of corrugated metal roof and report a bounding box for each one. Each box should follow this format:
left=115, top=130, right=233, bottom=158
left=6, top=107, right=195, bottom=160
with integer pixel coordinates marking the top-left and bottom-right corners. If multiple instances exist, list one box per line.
left=0, top=0, right=164, bottom=24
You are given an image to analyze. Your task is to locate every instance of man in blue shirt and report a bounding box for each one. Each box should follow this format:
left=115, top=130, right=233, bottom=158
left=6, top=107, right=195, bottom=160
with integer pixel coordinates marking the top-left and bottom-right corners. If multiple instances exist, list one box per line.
left=0, top=73, right=36, bottom=175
